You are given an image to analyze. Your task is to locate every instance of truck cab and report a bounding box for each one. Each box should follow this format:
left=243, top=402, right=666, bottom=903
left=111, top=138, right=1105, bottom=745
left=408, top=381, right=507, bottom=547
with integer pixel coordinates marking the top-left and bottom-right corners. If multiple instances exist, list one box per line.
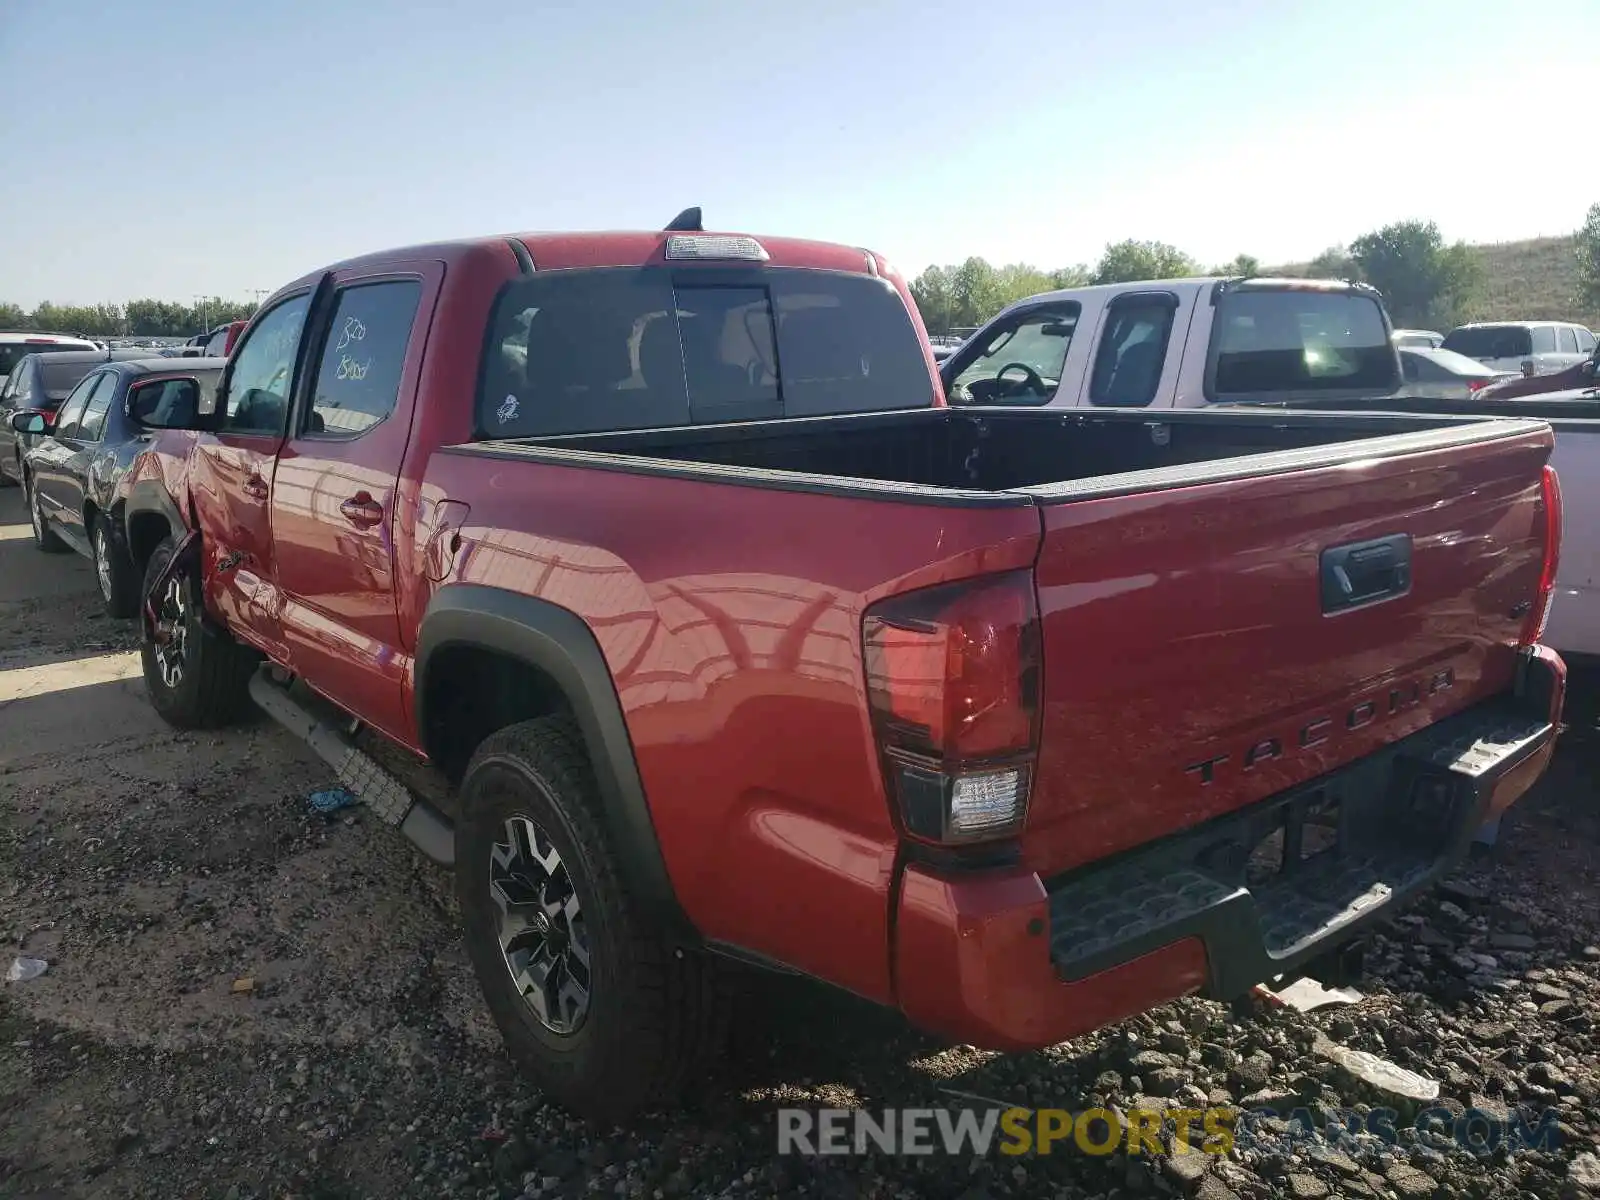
left=941, top=277, right=1402, bottom=411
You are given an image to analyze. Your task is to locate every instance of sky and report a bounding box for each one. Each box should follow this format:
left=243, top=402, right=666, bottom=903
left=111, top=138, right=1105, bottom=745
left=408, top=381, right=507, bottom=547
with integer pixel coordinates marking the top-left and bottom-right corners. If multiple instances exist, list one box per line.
left=1, top=0, right=1594, bottom=307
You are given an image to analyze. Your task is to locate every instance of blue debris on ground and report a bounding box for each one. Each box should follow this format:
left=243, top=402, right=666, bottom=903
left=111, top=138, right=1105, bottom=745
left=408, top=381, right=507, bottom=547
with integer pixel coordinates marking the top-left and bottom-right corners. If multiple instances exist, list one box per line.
left=307, top=788, right=360, bottom=815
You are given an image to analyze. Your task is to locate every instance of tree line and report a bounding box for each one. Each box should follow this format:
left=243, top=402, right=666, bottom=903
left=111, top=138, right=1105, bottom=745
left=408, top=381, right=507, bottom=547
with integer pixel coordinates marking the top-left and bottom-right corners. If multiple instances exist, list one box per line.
left=913, top=209, right=1600, bottom=337
left=9, top=205, right=1599, bottom=342
left=0, top=297, right=259, bottom=339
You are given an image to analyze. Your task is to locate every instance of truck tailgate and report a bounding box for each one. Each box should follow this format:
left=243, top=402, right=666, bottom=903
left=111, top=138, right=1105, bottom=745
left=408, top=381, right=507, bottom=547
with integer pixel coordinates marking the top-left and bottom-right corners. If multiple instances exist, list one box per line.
left=1023, top=423, right=1555, bottom=879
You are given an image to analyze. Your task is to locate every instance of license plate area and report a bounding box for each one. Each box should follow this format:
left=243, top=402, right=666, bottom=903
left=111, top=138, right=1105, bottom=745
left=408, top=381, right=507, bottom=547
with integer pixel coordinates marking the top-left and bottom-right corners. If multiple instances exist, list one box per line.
left=1242, top=791, right=1343, bottom=886
left=1198, top=786, right=1348, bottom=889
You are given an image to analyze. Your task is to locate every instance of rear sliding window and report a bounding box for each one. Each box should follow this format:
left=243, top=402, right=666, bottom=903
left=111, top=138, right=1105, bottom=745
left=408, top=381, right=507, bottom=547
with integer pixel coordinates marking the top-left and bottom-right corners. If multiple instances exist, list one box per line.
left=1209, top=289, right=1396, bottom=396
left=1442, top=326, right=1533, bottom=359
left=477, top=268, right=934, bottom=438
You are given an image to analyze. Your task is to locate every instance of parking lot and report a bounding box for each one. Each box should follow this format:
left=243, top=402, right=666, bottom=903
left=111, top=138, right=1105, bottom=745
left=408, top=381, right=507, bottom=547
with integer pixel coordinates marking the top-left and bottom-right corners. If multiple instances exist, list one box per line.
left=5, top=480, right=1600, bottom=1199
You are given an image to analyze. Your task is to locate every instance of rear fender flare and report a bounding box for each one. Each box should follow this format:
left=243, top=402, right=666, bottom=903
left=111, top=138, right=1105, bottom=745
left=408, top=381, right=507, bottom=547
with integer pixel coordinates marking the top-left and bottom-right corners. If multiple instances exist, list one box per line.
left=415, top=584, right=694, bottom=939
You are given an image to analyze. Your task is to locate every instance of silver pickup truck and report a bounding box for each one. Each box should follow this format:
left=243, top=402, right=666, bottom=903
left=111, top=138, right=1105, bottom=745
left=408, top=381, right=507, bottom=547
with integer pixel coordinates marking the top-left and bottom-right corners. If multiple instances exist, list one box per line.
left=939, top=280, right=1598, bottom=662
left=940, top=276, right=1403, bottom=411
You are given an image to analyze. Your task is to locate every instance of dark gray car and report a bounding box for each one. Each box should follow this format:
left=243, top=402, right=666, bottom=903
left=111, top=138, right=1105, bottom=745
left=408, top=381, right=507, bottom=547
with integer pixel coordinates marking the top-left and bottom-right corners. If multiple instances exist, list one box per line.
left=0, top=349, right=154, bottom=485
left=13, top=357, right=223, bottom=616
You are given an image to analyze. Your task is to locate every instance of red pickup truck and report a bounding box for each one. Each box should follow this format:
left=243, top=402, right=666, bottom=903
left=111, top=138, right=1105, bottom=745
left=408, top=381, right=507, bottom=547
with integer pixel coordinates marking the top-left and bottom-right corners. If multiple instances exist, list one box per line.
left=118, top=214, right=1567, bottom=1122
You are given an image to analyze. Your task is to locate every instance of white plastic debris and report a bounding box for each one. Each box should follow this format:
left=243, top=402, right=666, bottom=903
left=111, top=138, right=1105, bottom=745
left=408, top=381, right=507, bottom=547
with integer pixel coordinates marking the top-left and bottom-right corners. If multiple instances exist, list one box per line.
left=6, top=957, right=48, bottom=983
left=1258, top=977, right=1363, bottom=1012
left=1314, top=1038, right=1439, bottom=1102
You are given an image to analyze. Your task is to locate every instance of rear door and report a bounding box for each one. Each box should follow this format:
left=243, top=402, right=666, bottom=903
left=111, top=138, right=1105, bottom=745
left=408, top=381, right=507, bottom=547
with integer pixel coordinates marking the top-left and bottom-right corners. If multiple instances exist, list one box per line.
left=1530, top=325, right=1560, bottom=373
left=190, top=289, right=320, bottom=659
left=1072, top=289, right=1190, bottom=408
left=1022, top=422, right=1553, bottom=879
left=270, top=266, right=436, bottom=742
left=0, top=365, right=25, bottom=479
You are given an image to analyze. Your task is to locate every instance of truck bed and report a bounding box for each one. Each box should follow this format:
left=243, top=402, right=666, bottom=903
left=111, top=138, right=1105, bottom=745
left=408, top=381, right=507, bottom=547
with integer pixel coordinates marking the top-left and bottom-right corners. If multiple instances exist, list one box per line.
left=437, top=404, right=1556, bottom=991
left=473, top=405, right=1543, bottom=502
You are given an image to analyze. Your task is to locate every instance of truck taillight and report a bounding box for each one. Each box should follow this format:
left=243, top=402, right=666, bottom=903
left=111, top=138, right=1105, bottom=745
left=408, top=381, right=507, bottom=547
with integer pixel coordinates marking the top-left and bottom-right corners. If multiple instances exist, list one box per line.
left=1521, top=465, right=1562, bottom=647
left=862, top=570, right=1041, bottom=844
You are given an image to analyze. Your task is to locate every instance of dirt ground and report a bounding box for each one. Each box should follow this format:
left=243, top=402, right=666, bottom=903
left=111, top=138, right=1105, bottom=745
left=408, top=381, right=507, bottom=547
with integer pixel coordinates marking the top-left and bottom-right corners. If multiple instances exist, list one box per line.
left=4, top=483, right=1600, bottom=1200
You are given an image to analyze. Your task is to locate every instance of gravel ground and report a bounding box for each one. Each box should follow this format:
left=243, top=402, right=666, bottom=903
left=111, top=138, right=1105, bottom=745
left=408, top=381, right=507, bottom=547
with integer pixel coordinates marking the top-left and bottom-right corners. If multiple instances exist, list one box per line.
left=4, top=486, right=1600, bottom=1199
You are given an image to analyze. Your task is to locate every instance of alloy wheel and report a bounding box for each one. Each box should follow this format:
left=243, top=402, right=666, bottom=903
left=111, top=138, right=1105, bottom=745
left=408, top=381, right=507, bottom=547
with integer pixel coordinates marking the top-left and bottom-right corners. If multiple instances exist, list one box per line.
left=28, top=483, right=43, bottom=541
left=151, top=573, right=189, bottom=689
left=489, top=814, right=592, bottom=1034
left=94, top=527, right=113, bottom=602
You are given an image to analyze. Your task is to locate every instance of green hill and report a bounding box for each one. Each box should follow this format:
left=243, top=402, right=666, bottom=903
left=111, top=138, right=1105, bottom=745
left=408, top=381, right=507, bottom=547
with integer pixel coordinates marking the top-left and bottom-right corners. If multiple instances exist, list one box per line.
left=1468, top=235, right=1595, bottom=329
left=1275, top=234, right=1598, bottom=332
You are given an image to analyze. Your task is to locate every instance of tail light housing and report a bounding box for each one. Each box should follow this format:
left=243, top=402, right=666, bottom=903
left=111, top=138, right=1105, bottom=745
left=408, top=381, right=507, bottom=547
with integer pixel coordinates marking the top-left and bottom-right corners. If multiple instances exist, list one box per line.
left=862, top=570, right=1041, bottom=844
left=1520, top=465, right=1562, bottom=646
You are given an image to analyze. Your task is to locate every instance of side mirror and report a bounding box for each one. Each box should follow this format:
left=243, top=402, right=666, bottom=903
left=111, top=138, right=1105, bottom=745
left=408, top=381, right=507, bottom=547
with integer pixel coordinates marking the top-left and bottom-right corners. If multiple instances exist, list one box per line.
left=1521, top=360, right=1537, bottom=378
left=10, top=412, right=46, bottom=435
left=1583, top=359, right=1596, bottom=378
left=130, top=378, right=205, bottom=430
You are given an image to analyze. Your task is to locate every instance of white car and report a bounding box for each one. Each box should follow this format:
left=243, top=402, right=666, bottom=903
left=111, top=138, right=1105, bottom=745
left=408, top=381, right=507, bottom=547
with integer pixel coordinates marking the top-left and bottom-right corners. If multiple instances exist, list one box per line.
left=0, top=332, right=99, bottom=387
left=1396, top=346, right=1517, bottom=399
left=1441, top=320, right=1596, bottom=378
left=1392, top=328, right=1444, bottom=349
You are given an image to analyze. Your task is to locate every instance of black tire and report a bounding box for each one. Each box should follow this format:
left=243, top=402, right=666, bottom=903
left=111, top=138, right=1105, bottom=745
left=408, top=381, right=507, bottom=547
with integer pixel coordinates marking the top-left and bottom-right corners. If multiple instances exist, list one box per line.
left=139, top=536, right=258, bottom=729
left=23, top=474, right=67, bottom=553
left=0, top=454, right=17, bottom=487
left=92, top=515, right=140, bottom=619
left=456, top=717, right=731, bottom=1124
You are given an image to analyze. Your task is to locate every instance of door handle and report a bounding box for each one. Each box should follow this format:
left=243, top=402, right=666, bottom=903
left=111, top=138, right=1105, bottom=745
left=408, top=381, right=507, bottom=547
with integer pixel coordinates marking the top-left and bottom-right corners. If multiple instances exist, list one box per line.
left=339, top=493, right=385, bottom=528
left=242, top=473, right=269, bottom=502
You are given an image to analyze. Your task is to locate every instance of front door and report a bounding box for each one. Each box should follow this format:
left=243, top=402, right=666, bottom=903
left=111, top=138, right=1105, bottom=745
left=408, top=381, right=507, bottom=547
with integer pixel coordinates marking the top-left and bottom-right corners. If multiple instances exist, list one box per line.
left=270, top=268, right=435, bottom=742
left=31, top=371, right=106, bottom=531
left=189, top=290, right=318, bottom=659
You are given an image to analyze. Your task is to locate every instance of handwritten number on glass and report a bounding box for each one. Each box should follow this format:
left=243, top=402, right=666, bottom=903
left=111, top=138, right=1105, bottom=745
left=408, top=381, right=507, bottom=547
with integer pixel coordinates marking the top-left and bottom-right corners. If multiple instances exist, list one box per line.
left=333, top=315, right=371, bottom=384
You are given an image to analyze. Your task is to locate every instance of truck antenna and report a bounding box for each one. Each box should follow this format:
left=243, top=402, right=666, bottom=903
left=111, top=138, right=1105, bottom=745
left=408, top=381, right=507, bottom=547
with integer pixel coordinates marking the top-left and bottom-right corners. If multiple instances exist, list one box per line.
left=664, top=207, right=703, bottom=232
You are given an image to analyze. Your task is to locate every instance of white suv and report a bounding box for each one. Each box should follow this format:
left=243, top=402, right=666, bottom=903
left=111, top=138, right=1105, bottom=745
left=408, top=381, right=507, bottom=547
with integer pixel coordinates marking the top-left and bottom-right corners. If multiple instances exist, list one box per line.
left=1441, top=320, right=1597, bottom=377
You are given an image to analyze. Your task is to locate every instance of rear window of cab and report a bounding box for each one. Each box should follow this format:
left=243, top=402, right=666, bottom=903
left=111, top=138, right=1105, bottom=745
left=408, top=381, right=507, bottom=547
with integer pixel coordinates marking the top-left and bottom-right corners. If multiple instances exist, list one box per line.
left=1208, top=288, right=1398, bottom=396
left=475, top=268, right=935, bottom=438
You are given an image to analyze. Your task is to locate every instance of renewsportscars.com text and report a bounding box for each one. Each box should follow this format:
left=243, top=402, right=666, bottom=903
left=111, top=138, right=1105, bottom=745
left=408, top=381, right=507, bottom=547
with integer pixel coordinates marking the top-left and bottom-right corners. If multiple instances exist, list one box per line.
left=776, top=1105, right=1564, bottom=1158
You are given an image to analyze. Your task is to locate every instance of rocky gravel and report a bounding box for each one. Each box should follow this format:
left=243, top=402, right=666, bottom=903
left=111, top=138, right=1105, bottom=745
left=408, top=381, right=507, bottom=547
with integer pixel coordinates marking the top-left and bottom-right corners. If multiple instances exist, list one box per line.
left=5, top=490, right=1600, bottom=1198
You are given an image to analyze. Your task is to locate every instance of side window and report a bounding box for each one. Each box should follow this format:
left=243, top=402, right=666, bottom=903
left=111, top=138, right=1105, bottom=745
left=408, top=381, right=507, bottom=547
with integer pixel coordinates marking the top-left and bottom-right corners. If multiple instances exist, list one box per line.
left=305, top=280, right=422, bottom=437
left=1579, top=328, right=1598, bottom=354
left=947, top=304, right=1081, bottom=406
left=6, top=366, right=30, bottom=406
left=52, top=374, right=101, bottom=439
left=1400, top=354, right=1421, bottom=382
left=132, top=379, right=202, bottom=427
left=1088, top=297, right=1177, bottom=407
left=77, top=374, right=118, bottom=441
left=1557, top=327, right=1579, bottom=354
left=15, top=362, right=37, bottom=404
left=221, top=294, right=312, bottom=436
left=1531, top=326, right=1557, bottom=354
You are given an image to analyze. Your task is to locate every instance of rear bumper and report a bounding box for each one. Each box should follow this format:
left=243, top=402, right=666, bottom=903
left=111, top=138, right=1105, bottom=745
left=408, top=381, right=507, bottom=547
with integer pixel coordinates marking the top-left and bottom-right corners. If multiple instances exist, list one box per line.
left=893, top=647, right=1565, bottom=1050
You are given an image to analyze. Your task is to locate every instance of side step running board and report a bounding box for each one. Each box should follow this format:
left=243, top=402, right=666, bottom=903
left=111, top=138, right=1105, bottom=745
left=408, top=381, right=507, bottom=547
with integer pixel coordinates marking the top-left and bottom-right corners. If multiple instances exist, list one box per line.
left=247, top=669, right=455, bottom=866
